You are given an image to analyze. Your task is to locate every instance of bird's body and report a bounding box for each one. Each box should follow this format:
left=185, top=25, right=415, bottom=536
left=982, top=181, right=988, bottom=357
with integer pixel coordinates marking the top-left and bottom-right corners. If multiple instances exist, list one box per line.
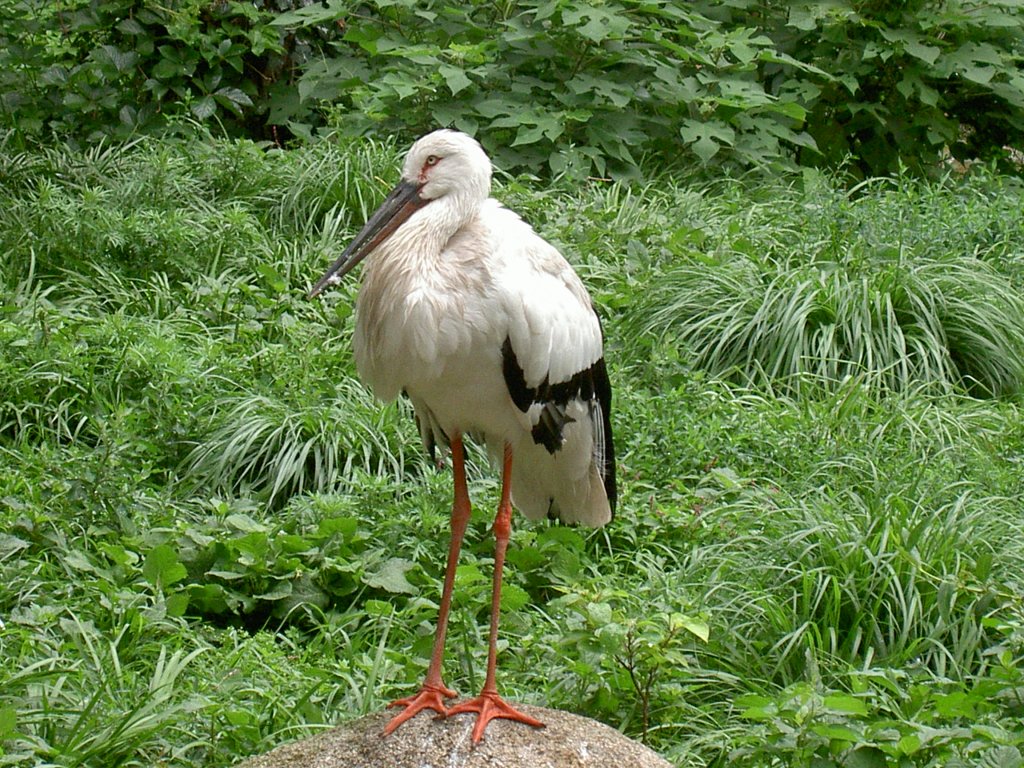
left=310, top=129, right=614, bottom=742
left=353, top=195, right=612, bottom=524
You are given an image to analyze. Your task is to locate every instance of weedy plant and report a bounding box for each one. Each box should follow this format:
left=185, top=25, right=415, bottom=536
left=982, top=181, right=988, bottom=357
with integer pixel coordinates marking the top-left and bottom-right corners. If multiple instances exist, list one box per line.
left=2, top=137, right=1024, bottom=768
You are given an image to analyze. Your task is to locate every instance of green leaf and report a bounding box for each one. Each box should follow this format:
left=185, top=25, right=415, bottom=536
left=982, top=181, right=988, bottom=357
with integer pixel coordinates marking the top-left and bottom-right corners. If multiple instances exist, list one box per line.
left=904, top=41, right=940, bottom=65
left=364, top=557, right=417, bottom=594
left=810, top=723, right=861, bottom=743
left=823, top=693, right=868, bottom=715
left=318, top=516, right=358, bottom=539
left=673, top=613, right=710, bottom=642
left=143, top=545, right=188, bottom=589
left=439, top=64, right=472, bottom=96
left=499, top=583, right=530, bottom=613
left=0, top=534, right=29, bottom=557
left=273, top=0, right=343, bottom=28
left=963, top=66, right=996, bottom=85
left=0, top=706, right=16, bottom=739
left=787, top=6, right=818, bottom=31
left=680, top=119, right=735, bottom=163
left=256, top=263, right=287, bottom=293
left=226, top=514, right=267, bottom=533
left=191, top=95, right=216, bottom=120
left=165, top=592, right=190, bottom=617
left=895, top=733, right=922, bottom=755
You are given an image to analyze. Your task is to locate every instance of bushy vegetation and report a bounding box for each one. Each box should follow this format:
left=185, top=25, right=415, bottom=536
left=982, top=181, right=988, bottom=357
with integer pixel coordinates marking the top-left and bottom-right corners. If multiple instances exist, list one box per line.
left=2, top=136, right=1023, bottom=767
left=3, top=0, right=1023, bottom=176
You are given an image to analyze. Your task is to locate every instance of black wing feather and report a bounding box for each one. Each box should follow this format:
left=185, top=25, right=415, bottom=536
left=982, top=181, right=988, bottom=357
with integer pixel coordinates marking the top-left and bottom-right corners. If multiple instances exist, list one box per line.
left=500, top=335, right=616, bottom=515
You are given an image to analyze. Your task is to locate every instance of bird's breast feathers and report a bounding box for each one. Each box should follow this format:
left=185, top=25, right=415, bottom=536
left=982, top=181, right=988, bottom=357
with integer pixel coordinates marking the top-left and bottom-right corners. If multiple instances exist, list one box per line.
left=352, top=198, right=601, bottom=403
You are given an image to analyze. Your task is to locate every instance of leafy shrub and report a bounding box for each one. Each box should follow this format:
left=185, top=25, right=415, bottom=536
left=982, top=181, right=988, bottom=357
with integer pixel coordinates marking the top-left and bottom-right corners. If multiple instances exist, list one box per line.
left=275, top=0, right=819, bottom=177
left=4, top=0, right=1023, bottom=176
left=274, top=0, right=1024, bottom=176
left=0, top=0, right=283, bottom=144
left=757, top=0, right=1024, bottom=176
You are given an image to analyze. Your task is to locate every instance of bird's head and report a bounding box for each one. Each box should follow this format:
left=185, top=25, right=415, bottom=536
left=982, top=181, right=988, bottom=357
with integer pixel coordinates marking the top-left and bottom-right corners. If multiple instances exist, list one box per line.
left=308, top=129, right=491, bottom=298
left=403, top=129, right=492, bottom=204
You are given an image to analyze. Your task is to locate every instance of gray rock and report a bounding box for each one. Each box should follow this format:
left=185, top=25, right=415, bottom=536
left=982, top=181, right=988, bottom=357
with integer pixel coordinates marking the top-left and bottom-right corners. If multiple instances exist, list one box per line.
left=234, top=706, right=672, bottom=768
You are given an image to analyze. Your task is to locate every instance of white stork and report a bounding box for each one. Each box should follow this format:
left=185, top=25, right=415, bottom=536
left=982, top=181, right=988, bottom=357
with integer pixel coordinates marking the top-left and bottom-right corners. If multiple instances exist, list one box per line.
left=309, top=129, right=615, bottom=743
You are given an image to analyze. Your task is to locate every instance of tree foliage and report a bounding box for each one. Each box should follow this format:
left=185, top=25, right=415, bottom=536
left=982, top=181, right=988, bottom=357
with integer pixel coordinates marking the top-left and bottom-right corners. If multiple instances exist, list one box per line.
left=1, top=0, right=1022, bottom=175
left=0, top=0, right=283, bottom=142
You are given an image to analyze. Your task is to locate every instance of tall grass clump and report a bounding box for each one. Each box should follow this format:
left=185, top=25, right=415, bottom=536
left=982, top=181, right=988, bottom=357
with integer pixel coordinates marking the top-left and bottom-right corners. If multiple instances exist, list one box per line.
left=634, top=171, right=1024, bottom=395
left=183, top=383, right=420, bottom=508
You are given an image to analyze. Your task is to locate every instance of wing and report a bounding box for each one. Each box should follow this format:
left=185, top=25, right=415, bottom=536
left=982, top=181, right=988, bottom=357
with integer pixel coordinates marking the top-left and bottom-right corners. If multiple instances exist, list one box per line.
left=493, top=209, right=616, bottom=512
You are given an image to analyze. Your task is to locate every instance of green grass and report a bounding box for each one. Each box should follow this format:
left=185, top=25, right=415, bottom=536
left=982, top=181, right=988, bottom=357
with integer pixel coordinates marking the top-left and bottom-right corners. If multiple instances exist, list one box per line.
left=629, top=173, right=1024, bottom=396
left=2, top=135, right=1024, bottom=767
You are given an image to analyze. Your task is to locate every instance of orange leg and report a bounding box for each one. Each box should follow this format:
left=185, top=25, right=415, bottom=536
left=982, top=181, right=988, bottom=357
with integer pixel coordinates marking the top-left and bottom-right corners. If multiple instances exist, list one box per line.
left=383, top=433, right=470, bottom=735
left=446, top=443, right=546, bottom=743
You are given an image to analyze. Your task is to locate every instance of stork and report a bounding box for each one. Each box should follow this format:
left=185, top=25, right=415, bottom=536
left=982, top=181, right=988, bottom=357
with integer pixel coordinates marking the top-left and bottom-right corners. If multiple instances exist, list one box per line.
left=309, top=129, right=616, bottom=743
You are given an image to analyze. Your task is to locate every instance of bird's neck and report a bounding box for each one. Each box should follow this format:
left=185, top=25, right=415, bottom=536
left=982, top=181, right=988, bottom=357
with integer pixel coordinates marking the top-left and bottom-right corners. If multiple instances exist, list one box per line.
left=373, top=194, right=476, bottom=267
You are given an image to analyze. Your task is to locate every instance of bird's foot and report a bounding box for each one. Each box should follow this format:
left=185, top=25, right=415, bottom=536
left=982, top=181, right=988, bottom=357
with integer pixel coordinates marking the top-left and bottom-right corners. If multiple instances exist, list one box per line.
left=382, top=682, right=458, bottom=735
left=446, top=691, right=546, bottom=744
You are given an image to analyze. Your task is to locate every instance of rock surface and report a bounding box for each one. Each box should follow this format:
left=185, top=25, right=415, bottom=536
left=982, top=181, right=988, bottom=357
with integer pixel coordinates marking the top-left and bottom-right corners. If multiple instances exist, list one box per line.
left=233, top=706, right=672, bottom=768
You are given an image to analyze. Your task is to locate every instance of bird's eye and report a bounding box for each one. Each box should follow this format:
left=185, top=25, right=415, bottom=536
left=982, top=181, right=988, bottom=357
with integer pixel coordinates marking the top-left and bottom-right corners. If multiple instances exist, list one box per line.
left=425, top=155, right=440, bottom=166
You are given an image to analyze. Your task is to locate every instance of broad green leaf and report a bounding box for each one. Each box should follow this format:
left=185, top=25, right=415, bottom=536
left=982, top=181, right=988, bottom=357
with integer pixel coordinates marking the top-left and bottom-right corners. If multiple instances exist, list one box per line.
left=273, top=0, right=344, bottom=28
left=895, top=733, right=922, bottom=755
left=216, top=87, right=253, bottom=108
left=904, top=41, right=940, bottom=65
left=787, top=7, right=818, bottom=31
left=512, top=123, right=547, bottom=147
left=364, top=557, right=417, bottom=594
left=963, top=66, right=996, bottom=85
left=499, top=583, right=530, bottom=613
left=439, top=64, right=472, bottom=96
left=165, top=592, right=190, bottom=617
left=823, top=693, right=868, bottom=715
left=191, top=95, right=216, bottom=120
left=143, top=544, right=188, bottom=588
left=587, top=602, right=613, bottom=626
left=226, top=513, right=267, bottom=533
left=681, top=119, right=735, bottom=163
left=673, top=613, right=710, bottom=643
left=0, top=534, right=29, bottom=557
left=256, top=263, right=287, bottom=293
left=318, top=516, right=358, bottom=540
left=810, top=723, right=861, bottom=743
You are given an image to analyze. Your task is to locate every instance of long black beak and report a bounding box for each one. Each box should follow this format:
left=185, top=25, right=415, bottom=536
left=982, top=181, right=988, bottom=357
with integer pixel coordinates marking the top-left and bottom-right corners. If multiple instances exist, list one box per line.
left=308, top=180, right=428, bottom=298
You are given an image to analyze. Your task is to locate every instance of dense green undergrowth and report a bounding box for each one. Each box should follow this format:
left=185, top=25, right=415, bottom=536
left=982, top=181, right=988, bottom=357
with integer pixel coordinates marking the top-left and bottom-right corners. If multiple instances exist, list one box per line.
left=1, top=136, right=1023, bottom=767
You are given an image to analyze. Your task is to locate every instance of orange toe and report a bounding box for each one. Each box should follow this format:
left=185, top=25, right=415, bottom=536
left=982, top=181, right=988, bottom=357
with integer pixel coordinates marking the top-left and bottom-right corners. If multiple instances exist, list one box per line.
left=446, top=691, right=545, bottom=743
left=383, top=683, right=458, bottom=735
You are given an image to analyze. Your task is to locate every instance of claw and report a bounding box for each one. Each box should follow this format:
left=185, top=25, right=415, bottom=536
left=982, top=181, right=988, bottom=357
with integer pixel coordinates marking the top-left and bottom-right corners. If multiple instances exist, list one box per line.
left=446, top=691, right=545, bottom=744
left=383, top=683, right=458, bottom=735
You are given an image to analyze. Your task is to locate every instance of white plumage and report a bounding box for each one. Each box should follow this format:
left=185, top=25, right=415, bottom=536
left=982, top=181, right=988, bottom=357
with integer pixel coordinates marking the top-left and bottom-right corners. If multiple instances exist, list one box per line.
left=313, top=129, right=615, bottom=525
left=309, top=128, right=615, bottom=743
